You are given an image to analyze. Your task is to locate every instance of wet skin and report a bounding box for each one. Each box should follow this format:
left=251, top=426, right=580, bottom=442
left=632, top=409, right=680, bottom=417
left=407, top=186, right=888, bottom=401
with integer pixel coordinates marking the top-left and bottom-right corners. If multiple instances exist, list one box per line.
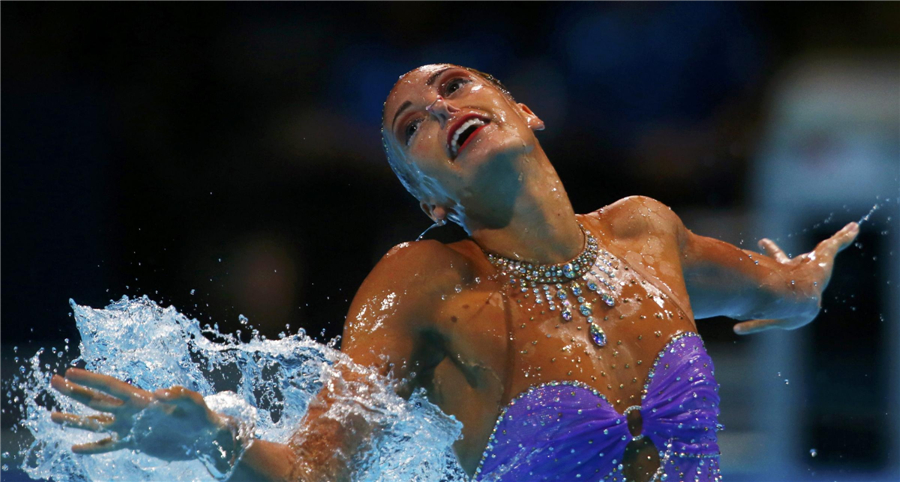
left=342, top=203, right=699, bottom=477
left=50, top=64, right=859, bottom=481
left=340, top=199, right=857, bottom=479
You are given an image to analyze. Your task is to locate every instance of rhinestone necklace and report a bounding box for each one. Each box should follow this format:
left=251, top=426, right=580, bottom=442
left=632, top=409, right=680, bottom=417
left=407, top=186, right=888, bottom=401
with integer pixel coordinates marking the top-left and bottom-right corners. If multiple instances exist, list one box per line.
left=484, top=223, right=618, bottom=347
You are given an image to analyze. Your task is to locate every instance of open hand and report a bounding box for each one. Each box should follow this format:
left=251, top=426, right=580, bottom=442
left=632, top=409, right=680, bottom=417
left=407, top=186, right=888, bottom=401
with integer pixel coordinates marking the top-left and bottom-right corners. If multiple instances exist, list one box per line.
left=50, top=368, right=229, bottom=460
left=733, top=221, right=859, bottom=334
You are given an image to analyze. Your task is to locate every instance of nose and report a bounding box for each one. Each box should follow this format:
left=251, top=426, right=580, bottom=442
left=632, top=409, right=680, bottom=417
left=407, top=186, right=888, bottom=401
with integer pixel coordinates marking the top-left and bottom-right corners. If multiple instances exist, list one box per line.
left=426, top=96, right=457, bottom=128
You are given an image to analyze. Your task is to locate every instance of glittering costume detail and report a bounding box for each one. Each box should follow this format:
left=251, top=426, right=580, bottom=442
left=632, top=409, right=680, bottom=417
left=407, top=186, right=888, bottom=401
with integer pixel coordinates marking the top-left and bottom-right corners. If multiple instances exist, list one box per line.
left=486, top=224, right=618, bottom=347
left=475, top=333, right=723, bottom=481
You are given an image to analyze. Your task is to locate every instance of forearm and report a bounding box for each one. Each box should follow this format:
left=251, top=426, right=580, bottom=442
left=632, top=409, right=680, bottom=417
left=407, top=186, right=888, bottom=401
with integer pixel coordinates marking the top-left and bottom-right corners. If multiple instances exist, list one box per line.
left=196, top=413, right=303, bottom=482
left=223, top=405, right=369, bottom=482
left=228, top=440, right=299, bottom=482
left=684, top=234, right=819, bottom=321
left=229, top=365, right=386, bottom=482
left=286, top=406, right=367, bottom=482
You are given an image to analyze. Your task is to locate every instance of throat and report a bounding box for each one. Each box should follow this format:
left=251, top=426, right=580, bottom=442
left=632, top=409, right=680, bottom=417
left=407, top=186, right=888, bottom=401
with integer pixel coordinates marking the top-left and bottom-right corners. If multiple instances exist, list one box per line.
left=472, top=216, right=584, bottom=266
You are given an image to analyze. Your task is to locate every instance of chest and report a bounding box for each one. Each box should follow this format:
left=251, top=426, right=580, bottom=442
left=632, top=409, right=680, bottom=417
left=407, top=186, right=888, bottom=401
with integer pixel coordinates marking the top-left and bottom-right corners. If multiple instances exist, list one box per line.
left=422, top=225, right=697, bottom=468
left=500, top=261, right=695, bottom=409
left=432, top=242, right=695, bottom=404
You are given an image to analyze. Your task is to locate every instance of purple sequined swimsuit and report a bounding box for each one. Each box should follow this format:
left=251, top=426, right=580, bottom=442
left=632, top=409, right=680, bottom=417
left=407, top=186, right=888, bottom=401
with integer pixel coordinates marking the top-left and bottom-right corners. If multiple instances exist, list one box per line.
left=475, top=332, right=723, bottom=481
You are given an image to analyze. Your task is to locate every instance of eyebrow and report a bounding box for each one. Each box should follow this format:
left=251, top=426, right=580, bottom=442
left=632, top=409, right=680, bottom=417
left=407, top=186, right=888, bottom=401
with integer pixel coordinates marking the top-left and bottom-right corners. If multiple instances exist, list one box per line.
left=391, top=101, right=412, bottom=129
left=390, top=67, right=453, bottom=129
left=425, top=67, right=451, bottom=86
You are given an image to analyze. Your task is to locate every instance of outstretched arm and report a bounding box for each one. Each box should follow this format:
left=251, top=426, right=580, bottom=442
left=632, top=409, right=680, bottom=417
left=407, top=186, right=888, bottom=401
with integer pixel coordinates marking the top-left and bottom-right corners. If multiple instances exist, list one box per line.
left=680, top=220, right=859, bottom=334
left=50, top=240, right=458, bottom=482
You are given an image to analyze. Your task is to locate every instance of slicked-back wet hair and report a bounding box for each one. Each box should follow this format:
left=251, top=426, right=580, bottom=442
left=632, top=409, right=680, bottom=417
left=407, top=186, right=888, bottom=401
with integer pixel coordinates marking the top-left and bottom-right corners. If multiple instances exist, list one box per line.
left=381, top=65, right=515, bottom=208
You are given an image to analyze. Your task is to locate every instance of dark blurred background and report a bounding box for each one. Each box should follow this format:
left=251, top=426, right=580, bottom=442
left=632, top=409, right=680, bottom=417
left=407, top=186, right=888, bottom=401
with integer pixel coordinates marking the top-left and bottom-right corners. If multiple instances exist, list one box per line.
left=2, top=3, right=898, bottom=480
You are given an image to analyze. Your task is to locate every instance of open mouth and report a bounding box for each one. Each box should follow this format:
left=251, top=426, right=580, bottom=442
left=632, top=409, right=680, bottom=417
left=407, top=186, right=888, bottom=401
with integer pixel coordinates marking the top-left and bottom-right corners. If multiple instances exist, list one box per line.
left=448, top=115, right=490, bottom=160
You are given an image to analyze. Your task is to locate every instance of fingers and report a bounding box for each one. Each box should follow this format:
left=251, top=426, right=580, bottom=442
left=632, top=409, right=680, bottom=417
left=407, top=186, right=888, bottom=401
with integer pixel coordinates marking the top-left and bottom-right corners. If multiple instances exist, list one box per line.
left=51, top=411, right=114, bottom=432
left=64, top=368, right=149, bottom=401
left=72, top=437, right=126, bottom=455
left=817, top=222, right=860, bottom=259
left=758, top=239, right=791, bottom=264
left=154, top=386, right=208, bottom=416
left=51, top=375, right=124, bottom=412
left=52, top=411, right=126, bottom=454
left=734, top=319, right=780, bottom=335
left=154, top=386, right=203, bottom=402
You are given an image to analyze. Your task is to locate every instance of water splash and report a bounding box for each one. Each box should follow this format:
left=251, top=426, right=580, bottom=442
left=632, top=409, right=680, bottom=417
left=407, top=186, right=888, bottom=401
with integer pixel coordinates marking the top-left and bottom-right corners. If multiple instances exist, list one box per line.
left=769, top=196, right=893, bottom=243
left=416, top=221, right=443, bottom=241
left=857, top=202, right=882, bottom=226
left=7, top=296, right=466, bottom=481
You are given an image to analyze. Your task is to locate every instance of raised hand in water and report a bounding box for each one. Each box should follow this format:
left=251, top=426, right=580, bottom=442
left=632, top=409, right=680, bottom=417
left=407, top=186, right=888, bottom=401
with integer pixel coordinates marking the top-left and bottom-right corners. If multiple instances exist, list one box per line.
left=50, top=368, right=237, bottom=463
left=733, top=221, right=860, bottom=334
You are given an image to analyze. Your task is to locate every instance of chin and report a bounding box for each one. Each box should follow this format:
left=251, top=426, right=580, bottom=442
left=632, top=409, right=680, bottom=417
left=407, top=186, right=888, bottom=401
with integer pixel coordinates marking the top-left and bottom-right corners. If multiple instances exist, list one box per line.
left=456, top=127, right=533, bottom=167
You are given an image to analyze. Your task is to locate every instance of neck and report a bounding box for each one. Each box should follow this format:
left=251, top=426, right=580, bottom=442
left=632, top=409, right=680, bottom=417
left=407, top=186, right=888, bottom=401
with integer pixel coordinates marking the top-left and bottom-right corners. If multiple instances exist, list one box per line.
left=466, top=147, right=583, bottom=265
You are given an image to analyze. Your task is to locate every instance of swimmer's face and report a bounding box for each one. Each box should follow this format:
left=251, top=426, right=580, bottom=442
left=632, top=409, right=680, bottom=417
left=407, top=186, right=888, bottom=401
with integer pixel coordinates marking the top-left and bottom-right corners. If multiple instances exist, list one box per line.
left=382, top=64, right=544, bottom=222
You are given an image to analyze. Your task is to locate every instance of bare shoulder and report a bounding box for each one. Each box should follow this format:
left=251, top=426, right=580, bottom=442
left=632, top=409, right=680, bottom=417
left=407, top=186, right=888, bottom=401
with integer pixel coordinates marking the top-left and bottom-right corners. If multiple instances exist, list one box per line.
left=341, top=239, right=476, bottom=376
left=367, top=239, right=474, bottom=290
left=345, top=240, right=474, bottom=335
left=586, top=195, right=685, bottom=242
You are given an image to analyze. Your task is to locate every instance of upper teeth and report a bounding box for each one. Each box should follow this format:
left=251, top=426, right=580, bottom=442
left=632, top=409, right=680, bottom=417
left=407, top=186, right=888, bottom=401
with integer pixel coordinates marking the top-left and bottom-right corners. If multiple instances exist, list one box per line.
left=451, top=118, right=486, bottom=155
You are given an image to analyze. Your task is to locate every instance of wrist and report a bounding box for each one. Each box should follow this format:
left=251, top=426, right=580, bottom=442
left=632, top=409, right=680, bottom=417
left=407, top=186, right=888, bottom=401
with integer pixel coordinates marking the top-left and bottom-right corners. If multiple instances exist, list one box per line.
left=197, top=392, right=259, bottom=480
left=199, top=414, right=253, bottom=480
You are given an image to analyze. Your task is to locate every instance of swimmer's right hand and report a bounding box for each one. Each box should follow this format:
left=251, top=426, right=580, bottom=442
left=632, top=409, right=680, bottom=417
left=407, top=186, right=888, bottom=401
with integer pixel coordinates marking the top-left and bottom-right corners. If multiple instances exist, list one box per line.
left=50, top=368, right=239, bottom=465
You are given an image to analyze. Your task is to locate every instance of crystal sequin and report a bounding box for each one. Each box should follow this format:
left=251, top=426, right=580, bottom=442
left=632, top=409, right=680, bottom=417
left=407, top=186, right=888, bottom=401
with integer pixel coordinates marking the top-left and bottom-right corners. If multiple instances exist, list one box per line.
left=590, top=323, right=607, bottom=347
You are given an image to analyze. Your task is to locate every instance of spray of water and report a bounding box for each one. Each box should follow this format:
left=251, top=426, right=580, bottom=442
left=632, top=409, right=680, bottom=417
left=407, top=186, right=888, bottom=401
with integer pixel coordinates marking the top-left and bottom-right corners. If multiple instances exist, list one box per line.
left=857, top=202, right=882, bottom=225
left=6, top=296, right=466, bottom=481
left=416, top=221, right=443, bottom=242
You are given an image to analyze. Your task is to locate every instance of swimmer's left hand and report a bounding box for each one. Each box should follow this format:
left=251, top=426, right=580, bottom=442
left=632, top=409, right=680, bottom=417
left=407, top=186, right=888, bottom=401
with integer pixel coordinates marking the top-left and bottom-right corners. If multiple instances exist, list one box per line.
left=733, top=221, right=859, bottom=335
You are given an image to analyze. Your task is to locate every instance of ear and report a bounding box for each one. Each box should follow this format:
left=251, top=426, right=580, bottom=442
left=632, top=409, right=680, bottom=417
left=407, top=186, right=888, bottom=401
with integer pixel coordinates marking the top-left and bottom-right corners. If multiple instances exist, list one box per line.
left=518, top=103, right=545, bottom=131
left=419, top=202, right=448, bottom=225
